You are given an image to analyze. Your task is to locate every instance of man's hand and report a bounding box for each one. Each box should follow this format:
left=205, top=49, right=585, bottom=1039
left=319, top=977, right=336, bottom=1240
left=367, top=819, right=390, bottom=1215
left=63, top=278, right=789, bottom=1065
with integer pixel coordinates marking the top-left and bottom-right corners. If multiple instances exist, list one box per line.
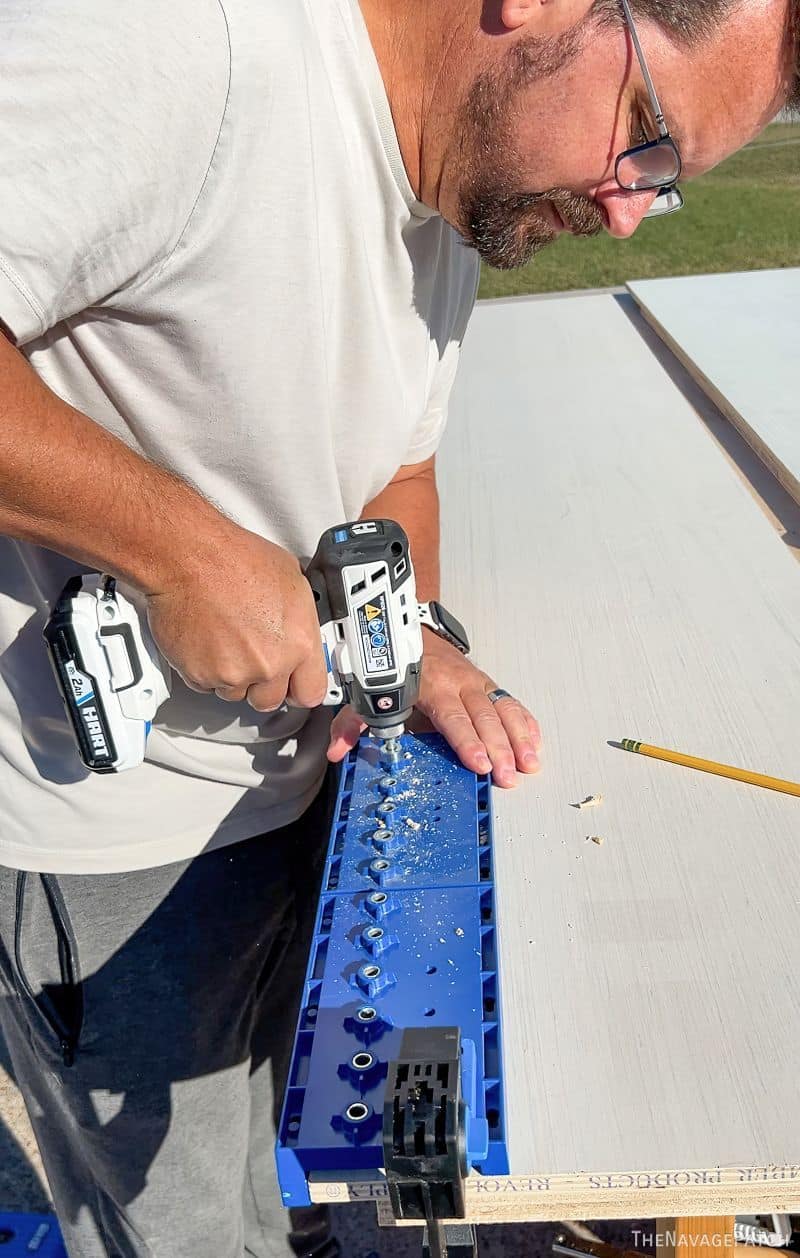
left=327, top=633, right=541, bottom=787
left=146, top=527, right=328, bottom=712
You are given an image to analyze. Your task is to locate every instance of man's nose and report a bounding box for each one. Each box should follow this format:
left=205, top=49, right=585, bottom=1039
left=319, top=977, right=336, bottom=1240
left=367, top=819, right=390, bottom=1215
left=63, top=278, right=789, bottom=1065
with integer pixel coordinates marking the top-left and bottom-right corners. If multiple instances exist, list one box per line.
left=595, top=186, right=660, bottom=238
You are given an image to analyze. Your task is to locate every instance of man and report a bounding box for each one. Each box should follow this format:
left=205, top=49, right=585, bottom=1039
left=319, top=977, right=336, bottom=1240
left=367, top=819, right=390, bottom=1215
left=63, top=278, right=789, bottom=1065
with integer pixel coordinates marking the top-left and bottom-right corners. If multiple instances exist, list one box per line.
left=0, top=0, right=795, bottom=1255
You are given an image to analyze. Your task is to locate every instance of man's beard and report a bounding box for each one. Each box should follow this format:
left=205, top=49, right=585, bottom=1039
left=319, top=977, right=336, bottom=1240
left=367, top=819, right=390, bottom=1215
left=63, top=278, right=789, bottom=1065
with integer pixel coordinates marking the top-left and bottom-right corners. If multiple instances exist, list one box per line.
left=455, top=28, right=605, bottom=270
left=462, top=186, right=605, bottom=269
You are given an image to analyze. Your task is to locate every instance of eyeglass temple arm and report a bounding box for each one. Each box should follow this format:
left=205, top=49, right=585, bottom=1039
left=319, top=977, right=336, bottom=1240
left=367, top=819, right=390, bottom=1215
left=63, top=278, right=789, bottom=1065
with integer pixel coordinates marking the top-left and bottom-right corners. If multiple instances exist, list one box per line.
left=619, top=0, right=669, bottom=136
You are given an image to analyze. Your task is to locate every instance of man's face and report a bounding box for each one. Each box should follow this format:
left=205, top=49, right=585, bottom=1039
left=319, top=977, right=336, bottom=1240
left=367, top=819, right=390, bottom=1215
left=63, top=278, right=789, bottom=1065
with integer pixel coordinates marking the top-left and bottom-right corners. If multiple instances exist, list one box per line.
left=443, top=0, right=791, bottom=270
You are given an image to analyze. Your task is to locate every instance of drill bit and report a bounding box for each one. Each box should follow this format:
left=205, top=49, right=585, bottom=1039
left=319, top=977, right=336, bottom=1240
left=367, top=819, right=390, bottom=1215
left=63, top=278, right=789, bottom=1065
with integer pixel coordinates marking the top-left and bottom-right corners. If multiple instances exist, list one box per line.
left=372, top=725, right=404, bottom=769
left=381, top=736, right=401, bottom=763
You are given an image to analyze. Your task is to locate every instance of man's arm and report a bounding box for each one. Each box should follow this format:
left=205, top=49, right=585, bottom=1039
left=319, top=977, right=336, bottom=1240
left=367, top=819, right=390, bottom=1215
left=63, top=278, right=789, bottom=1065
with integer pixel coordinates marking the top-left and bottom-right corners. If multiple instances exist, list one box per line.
left=0, top=331, right=224, bottom=592
left=0, top=334, right=327, bottom=709
left=358, top=454, right=440, bottom=602
left=327, top=455, right=542, bottom=785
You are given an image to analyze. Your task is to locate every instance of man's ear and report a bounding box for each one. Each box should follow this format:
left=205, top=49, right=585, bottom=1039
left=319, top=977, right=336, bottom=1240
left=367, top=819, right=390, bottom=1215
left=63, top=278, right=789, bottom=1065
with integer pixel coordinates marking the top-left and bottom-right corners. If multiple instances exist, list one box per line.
left=500, top=0, right=595, bottom=33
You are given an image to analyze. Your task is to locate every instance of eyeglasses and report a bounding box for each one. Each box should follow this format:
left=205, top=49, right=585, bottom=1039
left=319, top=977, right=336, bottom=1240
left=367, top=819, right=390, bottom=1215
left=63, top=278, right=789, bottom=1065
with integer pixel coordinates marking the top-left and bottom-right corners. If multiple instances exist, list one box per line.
left=616, top=0, right=684, bottom=218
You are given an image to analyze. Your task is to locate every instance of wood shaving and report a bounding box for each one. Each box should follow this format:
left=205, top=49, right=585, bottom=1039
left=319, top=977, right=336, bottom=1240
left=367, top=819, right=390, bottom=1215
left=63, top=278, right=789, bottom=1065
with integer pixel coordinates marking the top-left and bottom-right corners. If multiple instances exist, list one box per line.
left=405, top=818, right=421, bottom=830
left=574, top=794, right=603, bottom=810
left=589, top=835, right=605, bottom=846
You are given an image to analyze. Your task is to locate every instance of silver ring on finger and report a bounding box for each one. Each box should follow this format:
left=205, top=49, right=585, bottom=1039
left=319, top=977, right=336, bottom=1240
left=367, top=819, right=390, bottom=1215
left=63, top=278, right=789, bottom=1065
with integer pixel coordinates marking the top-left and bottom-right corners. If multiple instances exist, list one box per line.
left=486, top=688, right=514, bottom=705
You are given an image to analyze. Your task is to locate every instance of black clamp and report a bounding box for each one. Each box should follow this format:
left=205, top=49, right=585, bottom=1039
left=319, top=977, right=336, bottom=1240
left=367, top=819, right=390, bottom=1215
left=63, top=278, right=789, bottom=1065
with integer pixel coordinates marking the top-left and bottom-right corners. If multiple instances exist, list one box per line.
left=382, top=1026, right=476, bottom=1258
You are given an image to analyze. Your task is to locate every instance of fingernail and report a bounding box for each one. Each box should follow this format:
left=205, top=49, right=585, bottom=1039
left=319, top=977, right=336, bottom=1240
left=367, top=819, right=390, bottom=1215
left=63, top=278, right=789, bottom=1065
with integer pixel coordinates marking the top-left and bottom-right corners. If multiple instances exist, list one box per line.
left=523, top=751, right=539, bottom=768
left=501, top=768, right=517, bottom=787
left=477, top=756, right=492, bottom=773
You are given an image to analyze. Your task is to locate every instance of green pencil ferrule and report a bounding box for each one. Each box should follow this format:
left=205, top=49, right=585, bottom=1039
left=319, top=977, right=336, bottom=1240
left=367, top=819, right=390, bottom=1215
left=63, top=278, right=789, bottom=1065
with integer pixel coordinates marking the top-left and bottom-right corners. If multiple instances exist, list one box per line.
left=622, top=739, right=642, bottom=753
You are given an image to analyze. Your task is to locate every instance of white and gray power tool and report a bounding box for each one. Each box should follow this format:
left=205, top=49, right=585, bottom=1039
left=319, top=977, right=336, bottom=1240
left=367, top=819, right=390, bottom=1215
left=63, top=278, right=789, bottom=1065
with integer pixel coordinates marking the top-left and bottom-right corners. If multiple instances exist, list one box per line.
left=306, top=519, right=469, bottom=763
left=43, top=520, right=470, bottom=774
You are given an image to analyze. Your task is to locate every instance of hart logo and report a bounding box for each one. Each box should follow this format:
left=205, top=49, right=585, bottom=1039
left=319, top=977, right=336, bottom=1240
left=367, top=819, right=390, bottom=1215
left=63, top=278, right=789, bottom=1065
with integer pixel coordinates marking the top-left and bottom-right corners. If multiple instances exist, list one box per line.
left=81, top=706, right=109, bottom=756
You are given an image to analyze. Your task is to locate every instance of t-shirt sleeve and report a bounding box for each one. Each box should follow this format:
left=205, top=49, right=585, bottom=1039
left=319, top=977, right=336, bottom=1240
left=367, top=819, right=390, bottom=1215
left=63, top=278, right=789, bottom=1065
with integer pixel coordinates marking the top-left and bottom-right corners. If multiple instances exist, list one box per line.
left=404, top=337, right=468, bottom=464
left=404, top=233, right=480, bottom=465
left=0, top=1, right=229, bottom=345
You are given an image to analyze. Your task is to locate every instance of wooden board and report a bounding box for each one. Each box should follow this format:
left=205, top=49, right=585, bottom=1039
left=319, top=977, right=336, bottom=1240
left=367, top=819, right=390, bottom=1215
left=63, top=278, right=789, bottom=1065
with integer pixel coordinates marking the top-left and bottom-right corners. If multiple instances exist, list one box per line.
left=316, top=292, right=800, bottom=1222
left=656, top=1217, right=736, bottom=1258
left=627, top=270, right=800, bottom=504
left=314, top=1168, right=800, bottom=1224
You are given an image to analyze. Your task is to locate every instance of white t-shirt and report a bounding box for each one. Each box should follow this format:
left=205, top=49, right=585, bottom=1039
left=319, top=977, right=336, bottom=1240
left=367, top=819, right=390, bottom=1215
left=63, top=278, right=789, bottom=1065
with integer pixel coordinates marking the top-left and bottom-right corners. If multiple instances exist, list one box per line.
left=0, top=0, right=479, bottom=873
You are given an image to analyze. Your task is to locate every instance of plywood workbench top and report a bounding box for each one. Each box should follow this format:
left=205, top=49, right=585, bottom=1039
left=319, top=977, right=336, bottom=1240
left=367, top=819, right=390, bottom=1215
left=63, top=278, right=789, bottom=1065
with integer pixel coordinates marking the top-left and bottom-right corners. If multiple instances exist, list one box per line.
left=431, top=292, right=800, bottom=1206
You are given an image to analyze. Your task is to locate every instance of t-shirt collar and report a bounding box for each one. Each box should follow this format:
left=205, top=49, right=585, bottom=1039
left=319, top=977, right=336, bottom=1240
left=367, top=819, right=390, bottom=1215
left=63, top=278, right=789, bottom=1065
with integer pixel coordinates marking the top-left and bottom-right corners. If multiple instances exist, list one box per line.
left=346, top=0, right=437, bottom=220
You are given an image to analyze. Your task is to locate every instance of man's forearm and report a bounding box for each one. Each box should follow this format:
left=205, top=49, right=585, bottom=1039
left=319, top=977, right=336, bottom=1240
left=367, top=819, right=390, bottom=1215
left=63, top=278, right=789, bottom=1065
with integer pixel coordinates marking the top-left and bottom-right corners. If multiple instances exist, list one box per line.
left=0, top=333, right=231, bottom=593
left=360, top=459, right=440, bottom=602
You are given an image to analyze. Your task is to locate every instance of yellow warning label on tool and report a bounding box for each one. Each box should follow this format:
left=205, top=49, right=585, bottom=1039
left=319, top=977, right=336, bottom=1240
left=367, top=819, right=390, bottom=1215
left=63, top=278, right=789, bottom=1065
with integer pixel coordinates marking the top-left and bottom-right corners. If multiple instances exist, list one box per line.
left=364, top=603, right=381, bottom=621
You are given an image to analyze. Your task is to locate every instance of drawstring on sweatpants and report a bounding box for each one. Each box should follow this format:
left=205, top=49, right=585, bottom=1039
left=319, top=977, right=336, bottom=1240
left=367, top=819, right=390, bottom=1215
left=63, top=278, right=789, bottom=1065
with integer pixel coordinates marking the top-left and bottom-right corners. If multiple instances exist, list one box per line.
left=14, top=871, right=83, bottom=1066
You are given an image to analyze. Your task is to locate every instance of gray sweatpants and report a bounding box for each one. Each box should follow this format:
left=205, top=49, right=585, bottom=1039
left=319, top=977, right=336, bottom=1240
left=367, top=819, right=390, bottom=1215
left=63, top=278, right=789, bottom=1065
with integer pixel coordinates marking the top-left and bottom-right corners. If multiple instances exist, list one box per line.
left=0, top=774, right=338, bottom=1258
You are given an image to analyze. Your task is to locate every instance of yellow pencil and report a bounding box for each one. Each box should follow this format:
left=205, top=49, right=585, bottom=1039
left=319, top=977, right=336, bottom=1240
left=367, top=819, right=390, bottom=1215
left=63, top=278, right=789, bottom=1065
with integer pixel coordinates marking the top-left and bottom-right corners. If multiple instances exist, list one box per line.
left=620, top=738, right=800, bottom=799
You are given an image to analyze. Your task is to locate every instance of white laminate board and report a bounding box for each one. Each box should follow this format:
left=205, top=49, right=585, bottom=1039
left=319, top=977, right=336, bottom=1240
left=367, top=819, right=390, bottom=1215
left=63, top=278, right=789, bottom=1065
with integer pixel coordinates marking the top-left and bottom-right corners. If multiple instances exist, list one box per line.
left=627, top=269, right=800, bottom=503
left=437, top=293, right=800, bottom=1183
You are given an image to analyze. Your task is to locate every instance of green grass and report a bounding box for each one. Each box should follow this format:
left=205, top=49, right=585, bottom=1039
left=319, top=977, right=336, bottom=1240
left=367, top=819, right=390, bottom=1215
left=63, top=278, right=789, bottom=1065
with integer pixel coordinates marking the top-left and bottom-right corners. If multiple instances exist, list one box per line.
left=477, top=122, right=800, bottom=299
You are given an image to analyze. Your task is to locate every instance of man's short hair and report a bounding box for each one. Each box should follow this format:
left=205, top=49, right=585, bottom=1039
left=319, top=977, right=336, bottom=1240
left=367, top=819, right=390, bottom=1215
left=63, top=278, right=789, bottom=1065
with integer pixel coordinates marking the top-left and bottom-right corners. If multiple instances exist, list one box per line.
left=591, top=0, right=800, bottom=111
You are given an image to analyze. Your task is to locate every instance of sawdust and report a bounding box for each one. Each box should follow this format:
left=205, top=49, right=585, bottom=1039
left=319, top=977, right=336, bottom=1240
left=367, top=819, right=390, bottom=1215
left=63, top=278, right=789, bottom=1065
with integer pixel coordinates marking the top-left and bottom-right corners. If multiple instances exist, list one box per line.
left=573, top=794, right=603, bottom=810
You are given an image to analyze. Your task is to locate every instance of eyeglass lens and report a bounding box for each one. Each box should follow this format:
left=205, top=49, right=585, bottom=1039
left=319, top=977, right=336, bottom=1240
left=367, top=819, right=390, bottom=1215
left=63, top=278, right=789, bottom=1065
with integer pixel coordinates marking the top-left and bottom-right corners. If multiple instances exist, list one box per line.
left=643, top=186, right=684, bottom=218
left=617, top=138, right=682, bottom=191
